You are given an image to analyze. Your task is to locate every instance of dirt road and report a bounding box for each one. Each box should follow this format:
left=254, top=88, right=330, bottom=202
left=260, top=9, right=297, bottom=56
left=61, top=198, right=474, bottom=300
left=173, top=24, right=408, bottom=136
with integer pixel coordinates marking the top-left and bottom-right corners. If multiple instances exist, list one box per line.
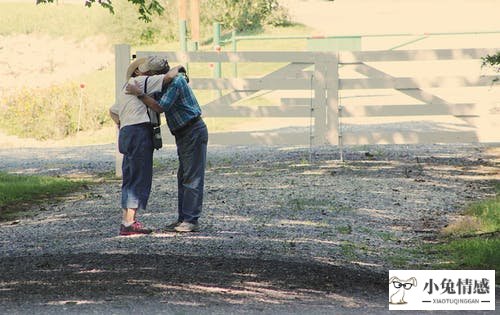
left=1, top=143, right=499, bottom=314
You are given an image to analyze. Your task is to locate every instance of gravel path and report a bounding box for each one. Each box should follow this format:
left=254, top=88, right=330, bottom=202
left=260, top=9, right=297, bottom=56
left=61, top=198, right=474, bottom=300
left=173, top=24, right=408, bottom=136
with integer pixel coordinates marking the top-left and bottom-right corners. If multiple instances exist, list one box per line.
left=0, top=143, right=499, bottom=314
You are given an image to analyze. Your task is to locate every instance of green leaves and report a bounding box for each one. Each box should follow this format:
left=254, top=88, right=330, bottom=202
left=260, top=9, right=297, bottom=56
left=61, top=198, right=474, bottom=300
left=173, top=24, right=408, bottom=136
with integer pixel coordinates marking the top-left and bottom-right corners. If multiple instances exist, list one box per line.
left=202, top=0, right=289, bottom=32
left=128, top=0, right=164, bottom=22
left=37, top=0, right=164, bottom=23
left=481, top=51, right=500, bottom=72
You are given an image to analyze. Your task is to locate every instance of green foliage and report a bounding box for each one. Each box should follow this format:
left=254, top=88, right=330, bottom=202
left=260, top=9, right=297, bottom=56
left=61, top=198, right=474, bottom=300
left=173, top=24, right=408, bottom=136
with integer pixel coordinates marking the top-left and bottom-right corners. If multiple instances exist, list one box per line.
left=336, top=225, right=352, bottom=234
left=100, top=0, right=176, bottom=45
left=481, top=51, right=500, bottom=72
left=444, top=182, right=500, bottom=236
left=202, top=0, right=290, bottom=33
left=464, top=196, right=500, bottom=234
left=434, top=238, right=500, bottom=282
left=1, top=1, right=294, bottom=47
left=0, top=1, right=300, bottom=141
left=30, top=1, right=290, bottom=44
left=4, top=2, right=175, bottom=45
left=428, top=183, right=500, bottom=282
left=0, top=171, right=88, bottom=220
left=0, top=84, right=107, bottom=140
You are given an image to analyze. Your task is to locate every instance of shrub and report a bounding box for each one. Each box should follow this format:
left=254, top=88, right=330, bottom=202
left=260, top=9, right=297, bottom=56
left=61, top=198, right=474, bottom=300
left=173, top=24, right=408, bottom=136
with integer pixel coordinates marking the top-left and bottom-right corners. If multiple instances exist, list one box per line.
left=97, top=0, right=177, bottom=45
left=202, top=0, right=290, bottom=33
left=0, top=84, right=107, bottom=140
left=482, top=52, right=500, bottom=72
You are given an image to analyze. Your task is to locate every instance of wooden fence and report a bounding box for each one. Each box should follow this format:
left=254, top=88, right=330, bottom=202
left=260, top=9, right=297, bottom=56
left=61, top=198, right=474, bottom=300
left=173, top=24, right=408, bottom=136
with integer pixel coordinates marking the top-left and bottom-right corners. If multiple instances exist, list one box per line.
left=115, top=45, right=500, bottom=146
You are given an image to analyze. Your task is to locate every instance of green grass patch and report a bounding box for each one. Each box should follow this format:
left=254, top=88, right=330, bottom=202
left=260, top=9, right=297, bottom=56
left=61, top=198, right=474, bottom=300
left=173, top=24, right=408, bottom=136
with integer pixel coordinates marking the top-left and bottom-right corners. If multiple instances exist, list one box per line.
left=427, top=182, right=500, bottom=282
left=0, top=172, right=88, bottom=221
left=432, top=237, right=500, bottom=282
left=340, top=242, right=357, bottom=260
left=336, top=225, right=352, bottom=235
left=434, top=239, right=500, bottom=282
left=463, top=193, right=500, bottom=234
left=287, top=198, right=333, bottom=211
left=443, top=182, right=499, bottom=236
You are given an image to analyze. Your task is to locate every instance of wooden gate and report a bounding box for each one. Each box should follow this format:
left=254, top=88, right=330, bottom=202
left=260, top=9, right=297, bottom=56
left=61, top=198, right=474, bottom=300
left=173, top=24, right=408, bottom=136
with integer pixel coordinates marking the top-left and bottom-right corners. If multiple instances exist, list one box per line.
left=115, top=46, right=500, bottom=146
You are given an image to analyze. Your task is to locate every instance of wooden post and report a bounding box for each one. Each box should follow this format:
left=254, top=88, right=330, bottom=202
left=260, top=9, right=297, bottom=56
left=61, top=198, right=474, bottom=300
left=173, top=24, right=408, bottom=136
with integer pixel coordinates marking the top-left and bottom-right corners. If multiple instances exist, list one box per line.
left=326, top=54, right=339, bottom=147
left=232, top=30, right=237, bottom=77
left=178, top=0, right=188, bottom=52
left=114, top=44, right=130, bottom=178
left=178, top=0, right=187, bottom=20
left=213, top=22, right=222, bottom=97
left=190, top=0, right=200, bottom=49
left=313, top=57, right=328, bottom=145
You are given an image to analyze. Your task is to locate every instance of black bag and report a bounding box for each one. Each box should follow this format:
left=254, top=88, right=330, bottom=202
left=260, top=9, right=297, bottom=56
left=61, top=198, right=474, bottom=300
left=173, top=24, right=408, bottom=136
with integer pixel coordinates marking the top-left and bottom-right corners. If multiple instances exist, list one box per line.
left=144, top=77, right=163, bottom=150
left=152, top=125, right=162, bottom=150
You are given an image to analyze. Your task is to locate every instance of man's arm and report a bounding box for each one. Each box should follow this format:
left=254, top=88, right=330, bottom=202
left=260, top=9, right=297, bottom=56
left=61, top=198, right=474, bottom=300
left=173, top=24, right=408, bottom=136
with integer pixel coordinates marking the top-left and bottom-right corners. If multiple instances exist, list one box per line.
left=140, top=94, right=165, bottom=113
left=125, top=83, right=165, bottom=113
left=162, top=65, right=183, bottom=87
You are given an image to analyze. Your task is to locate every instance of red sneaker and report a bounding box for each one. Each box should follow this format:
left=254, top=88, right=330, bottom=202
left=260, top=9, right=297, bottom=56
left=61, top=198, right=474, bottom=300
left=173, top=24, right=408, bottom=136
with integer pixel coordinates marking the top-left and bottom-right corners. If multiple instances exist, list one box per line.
left=119, top=221, right=153, bottom=236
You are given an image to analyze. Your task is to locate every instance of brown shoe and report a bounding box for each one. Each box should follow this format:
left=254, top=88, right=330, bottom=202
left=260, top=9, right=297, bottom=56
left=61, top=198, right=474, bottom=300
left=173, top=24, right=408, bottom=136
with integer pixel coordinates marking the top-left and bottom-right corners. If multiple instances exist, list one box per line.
left=160, top=221, right=182, bottom=232
left=174, top=221, right=200, bottom=233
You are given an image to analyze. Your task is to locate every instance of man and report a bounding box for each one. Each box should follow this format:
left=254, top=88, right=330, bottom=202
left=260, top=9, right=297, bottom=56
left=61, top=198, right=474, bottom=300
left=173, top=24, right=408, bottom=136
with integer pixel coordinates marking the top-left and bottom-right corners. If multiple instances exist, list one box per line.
left=109, top=56, right=183, bottom=236
left=126, top=64, right=208, bottom=233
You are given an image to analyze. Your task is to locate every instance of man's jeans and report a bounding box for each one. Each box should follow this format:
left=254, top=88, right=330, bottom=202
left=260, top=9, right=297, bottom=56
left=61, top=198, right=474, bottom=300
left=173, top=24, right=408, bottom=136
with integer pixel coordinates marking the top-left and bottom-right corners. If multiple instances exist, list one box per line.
left=174, top=119, right=208, bottom=223
left=118, top=123, right=154, bottom=211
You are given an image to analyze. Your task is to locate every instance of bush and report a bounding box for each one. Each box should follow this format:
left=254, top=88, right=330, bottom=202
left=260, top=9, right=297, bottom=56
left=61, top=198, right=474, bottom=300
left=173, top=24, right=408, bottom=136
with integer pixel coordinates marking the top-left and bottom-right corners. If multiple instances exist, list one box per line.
left=0, top=1, right=290, bottom=46
left=0, top=84, right=107, bottom=140
left=97, top=0, right=177, bottom=45
left=482, top=51, right=500, bottom=72
left=202, top=0, right=290, bottom=33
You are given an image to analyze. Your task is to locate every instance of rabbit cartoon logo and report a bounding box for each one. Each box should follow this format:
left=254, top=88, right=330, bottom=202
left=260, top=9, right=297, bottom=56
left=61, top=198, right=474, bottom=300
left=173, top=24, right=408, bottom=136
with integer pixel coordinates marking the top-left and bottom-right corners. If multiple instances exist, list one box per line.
left=389, top=276, right=417, bottom=304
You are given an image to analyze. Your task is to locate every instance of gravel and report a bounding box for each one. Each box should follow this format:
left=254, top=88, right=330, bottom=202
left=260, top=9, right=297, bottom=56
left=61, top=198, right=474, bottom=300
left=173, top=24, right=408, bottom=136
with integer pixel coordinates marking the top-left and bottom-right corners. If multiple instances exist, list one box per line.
left=0, top=143, right=499, bottom=314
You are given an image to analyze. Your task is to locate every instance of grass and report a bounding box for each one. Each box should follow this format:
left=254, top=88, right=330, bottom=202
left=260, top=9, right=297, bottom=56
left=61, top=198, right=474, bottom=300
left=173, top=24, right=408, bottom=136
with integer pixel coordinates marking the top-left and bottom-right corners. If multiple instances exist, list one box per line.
left=435, top=238, right=499, bottom=270
left=0, top=2, right=107, bottom=39
left=286, top=198, right=334, bottom=211
left=428, top=182, right=500, bottom=282
left=0, top=2, right=178, bottom=45
left=336, top=225, right=352, bottom=235
left=0, top=171, right=89, bottom=221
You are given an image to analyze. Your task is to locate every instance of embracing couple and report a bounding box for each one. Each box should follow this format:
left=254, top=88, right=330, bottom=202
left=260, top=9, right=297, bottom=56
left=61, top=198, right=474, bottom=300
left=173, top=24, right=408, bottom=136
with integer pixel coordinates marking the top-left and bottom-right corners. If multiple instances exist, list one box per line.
left=109, top=56, right=208, bottom=236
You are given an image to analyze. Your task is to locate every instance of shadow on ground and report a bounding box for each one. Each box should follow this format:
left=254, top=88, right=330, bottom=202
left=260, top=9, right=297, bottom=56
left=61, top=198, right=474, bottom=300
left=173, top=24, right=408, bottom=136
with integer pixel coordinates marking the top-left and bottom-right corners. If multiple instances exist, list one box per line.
left=0, top=253, right=386, bottom=308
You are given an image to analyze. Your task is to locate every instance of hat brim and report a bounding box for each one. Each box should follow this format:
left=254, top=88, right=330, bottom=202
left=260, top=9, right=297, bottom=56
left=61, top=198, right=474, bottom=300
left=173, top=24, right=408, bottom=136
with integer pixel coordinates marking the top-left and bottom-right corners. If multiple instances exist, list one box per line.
left=126, top=57, right=147, bottom=80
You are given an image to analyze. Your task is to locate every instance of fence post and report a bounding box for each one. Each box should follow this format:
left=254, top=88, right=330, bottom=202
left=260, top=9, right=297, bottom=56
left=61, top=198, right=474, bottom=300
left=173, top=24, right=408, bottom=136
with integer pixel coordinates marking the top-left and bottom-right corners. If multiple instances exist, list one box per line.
left=312, top=56, right=328, bottom=145
left=179, top=20, right=188, bottom=52
left=326, top=53, right=340, bottom=156
left=190, top=0, right=200, bottom=50
left=213, top=22, right=222, bottom=97
left=232, top=30, right=237, bottom=77
left=114, top=44, right=130, bottom=178
left=213, top=22, right=222, bottom=74
left=178, top=0, right=188, bottom=52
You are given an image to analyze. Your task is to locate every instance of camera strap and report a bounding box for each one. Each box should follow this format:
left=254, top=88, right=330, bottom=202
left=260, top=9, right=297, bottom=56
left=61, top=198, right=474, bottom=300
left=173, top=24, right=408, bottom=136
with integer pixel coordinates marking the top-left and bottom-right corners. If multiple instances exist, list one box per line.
left=143, top=77, right=161, bottom=127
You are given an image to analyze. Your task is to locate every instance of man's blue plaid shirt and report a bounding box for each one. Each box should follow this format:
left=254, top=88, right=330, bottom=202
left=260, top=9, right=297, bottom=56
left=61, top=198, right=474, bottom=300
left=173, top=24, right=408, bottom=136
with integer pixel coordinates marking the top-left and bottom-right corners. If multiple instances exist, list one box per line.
left=159, top=74, right=201, bottom=132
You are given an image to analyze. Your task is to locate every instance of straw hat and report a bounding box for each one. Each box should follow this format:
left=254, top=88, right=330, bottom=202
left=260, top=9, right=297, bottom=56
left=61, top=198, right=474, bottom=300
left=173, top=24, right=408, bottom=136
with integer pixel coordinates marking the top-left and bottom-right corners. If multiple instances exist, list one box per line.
left=125, top=57, right=146, bottom=80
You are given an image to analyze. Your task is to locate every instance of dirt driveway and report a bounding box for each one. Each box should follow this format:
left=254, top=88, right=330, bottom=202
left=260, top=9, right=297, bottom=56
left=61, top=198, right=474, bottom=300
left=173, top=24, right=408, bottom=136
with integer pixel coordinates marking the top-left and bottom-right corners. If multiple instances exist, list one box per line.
left=0, top=143, right=498, bottom=314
